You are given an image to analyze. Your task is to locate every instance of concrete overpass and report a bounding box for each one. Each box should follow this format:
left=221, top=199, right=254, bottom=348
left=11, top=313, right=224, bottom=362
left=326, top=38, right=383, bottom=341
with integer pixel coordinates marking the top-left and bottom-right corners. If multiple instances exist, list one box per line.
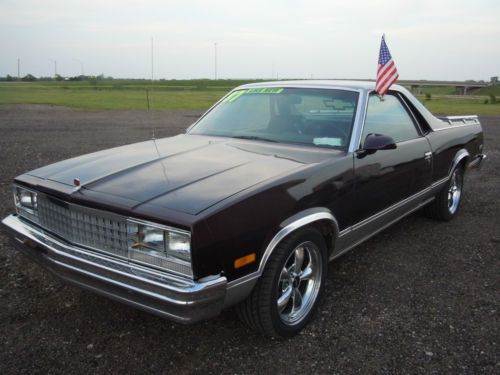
left=335, top=79, right=488, bottom=95
left=398, top=80, right=488, bottom=95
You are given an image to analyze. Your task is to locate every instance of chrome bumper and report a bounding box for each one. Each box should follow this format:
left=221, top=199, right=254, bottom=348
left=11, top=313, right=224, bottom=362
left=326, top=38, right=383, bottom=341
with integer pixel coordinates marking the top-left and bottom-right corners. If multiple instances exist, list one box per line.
left=1, top=214, right=227, bottom=324
left=468, top=154, right=487, bottom=170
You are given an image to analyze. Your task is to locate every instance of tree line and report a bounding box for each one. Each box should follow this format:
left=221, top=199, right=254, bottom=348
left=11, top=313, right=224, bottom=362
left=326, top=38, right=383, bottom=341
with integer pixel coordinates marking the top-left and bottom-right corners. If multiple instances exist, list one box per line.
left=0, top=74, right=107, bottom=82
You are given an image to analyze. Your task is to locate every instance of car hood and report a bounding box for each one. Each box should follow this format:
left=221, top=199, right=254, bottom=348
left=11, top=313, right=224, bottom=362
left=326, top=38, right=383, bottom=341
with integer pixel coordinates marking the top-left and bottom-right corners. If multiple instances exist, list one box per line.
left=26, top=134, right=340, bottom=215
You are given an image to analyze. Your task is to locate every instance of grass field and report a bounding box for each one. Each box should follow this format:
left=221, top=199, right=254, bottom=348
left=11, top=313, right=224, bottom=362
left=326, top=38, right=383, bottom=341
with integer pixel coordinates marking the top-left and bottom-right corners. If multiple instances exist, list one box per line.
left=419, top=96, right=500, bottom=116
left=1, top=80, right=499, bottom=115
left=0, top=85, right=228, bottom=110
left=0, top=81, right=232, bottom=110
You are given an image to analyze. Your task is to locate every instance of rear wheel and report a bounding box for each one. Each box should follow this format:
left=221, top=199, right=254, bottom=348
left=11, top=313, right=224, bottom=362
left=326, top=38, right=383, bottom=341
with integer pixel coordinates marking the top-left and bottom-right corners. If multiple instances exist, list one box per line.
left=424, top=165, right=464, bottom=221
left=236, top=227, right=327, bottom=338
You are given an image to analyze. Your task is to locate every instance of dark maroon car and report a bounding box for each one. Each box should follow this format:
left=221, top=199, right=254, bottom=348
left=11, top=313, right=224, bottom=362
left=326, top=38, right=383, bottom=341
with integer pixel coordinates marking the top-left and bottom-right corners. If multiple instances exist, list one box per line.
left=2, top=81, right=486, bottom=337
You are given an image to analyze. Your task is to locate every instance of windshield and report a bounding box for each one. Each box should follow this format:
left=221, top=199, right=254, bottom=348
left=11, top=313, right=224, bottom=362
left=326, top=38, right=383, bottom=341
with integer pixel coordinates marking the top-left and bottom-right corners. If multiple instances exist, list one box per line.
left=189, top=87, right=359, bottom=150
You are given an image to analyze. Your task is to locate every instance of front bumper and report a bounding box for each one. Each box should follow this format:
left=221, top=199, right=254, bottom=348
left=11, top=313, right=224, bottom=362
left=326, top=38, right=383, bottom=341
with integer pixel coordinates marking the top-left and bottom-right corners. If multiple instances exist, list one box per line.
left=1, top=214, right=227, bottom=324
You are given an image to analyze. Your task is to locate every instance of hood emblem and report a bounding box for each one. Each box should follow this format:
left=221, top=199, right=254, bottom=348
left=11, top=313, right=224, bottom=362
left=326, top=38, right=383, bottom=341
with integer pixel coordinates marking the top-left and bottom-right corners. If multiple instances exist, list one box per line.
left=73, top=178, right=81, bottom=187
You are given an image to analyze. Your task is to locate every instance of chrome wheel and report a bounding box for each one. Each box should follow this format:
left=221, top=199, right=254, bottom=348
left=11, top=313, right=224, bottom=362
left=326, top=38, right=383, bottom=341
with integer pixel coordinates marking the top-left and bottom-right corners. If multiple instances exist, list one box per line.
left=447, top=169, right=462, bottom=214
left=424, top=165, right=465, bottom=221
left=277, top=241, right=322, bottom=325
left=237, top=227, right=326, bottom=337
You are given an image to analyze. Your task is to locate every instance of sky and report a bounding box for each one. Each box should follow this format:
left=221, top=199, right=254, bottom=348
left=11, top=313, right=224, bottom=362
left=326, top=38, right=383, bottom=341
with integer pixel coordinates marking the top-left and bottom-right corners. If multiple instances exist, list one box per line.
left=1, top=0, right=499, bottom=81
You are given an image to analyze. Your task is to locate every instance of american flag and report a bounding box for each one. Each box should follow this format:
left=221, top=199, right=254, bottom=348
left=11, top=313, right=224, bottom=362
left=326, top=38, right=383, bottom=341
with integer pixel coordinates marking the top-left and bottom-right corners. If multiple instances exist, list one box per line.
left=375, top=35, right=399, bottom=96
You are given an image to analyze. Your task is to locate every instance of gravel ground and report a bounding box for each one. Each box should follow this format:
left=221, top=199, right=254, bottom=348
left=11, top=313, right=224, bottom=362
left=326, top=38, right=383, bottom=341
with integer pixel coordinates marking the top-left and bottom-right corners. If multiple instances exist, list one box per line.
left=0, top=105, right=498, bottom=374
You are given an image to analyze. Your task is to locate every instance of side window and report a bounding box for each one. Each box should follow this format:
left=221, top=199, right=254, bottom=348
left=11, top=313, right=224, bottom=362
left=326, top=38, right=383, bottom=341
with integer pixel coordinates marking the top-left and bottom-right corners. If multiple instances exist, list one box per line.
left=363, top=94, right=419, bottom=143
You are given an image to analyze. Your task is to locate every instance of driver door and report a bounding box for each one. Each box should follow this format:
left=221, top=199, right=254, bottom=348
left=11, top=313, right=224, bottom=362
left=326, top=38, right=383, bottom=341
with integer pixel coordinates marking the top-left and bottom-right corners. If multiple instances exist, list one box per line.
left=353, top=93, right=433, bottom=223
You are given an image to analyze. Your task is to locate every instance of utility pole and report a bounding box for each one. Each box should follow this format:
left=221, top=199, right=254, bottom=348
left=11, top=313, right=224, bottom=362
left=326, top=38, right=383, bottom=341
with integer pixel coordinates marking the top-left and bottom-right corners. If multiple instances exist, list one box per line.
left=149, top=37, right=156, bottom=139
left=49, top=59, right=57, bottom=77
left=214, top=42, right=218, bottom=80
left=17, top=58, right=20, bottom=79
left=151, top=37, right=154, bottom=85
left=73, top=59, right=84, bottom=76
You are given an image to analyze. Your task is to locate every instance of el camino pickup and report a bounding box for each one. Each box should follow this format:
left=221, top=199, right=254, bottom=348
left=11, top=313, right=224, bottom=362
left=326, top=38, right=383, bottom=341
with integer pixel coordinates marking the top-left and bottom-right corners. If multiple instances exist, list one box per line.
left=1, top=81, right=486, bottom=337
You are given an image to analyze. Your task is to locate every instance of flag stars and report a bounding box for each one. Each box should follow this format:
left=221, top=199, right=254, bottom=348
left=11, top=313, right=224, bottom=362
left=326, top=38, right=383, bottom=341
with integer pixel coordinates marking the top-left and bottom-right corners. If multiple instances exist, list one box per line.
left=376, top=35, right=399, bottom=96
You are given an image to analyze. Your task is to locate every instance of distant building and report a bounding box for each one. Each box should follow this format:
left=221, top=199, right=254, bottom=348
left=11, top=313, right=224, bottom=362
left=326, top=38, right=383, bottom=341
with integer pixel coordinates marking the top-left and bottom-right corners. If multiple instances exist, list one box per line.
left=491, top=76, right=499, bottom=85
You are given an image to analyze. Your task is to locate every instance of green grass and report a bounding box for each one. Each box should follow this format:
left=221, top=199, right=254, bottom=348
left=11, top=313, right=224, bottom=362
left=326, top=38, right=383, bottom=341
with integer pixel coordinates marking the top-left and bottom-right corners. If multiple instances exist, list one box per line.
left=418, top=96, right=500, bottom=116
left=1, top=80, right=500, bottom=115
left=478, top=85, right=500, bottom=96
left=416, top=84, right=500, bottom=97
left=0, top=83, right=229, bottom=110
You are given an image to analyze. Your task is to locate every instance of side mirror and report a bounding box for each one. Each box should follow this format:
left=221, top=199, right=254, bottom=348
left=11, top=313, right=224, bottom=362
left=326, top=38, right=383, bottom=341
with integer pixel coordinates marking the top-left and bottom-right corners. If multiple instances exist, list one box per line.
left=357, top=133, right=397, bottom=157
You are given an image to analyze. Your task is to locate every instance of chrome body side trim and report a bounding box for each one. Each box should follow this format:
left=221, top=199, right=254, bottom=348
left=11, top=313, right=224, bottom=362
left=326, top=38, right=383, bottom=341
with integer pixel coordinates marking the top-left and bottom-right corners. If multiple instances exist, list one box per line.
left=339, top=176, right=447, bottom=236
left=1, top=214, right=227, bottom=324
left=332, top=197, right=435, bottom=261
left=432, top=123, right=480, bottom=131
left=450, top=149, right=470, bottom=174
left=333, top=176, right=448, bottom=258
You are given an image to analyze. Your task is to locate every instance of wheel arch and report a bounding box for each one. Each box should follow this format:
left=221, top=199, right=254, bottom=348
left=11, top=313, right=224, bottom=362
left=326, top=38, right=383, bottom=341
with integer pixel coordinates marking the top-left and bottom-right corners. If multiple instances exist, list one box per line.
left=224, top=208, right=339, bottom=308
left=450, top=149, right=470, bottom=175
left=260, top=208, right=339, bottom=273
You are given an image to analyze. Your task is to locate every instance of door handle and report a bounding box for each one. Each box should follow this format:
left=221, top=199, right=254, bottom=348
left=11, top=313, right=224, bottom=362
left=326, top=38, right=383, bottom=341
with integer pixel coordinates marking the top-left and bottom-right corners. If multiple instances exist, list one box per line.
left=424, top=152, right=432, bottom=160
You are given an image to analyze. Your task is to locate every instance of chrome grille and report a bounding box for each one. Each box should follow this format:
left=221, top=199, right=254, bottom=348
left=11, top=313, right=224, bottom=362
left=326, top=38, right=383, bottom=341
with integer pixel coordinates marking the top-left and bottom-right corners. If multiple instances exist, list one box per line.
left=37, top=195, right=128, bottom=258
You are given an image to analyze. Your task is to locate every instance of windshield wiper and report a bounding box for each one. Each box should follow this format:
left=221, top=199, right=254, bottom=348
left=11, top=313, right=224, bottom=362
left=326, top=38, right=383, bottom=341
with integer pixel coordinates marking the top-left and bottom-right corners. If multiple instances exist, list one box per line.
left=231, top=135, right=278, bottom=143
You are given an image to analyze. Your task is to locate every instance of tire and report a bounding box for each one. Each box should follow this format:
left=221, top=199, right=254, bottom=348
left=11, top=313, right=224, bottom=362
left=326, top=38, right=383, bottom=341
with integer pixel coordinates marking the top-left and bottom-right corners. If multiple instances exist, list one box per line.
left=236, top=227, right=327, bottom=338
left=424, top=164, right=464, bottom=221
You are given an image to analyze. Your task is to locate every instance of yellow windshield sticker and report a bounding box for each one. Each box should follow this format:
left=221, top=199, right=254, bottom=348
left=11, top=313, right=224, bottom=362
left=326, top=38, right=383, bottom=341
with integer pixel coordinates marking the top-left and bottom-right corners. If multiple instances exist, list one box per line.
left=246, top=88, right=284, bottom=94
left=224, top=90, right=246, bottom=103
left=223, top=88, right=284, bottom=103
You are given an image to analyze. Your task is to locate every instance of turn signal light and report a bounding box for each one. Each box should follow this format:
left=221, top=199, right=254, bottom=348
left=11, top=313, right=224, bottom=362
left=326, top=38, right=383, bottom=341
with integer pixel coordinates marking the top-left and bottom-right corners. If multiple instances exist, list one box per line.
left=234, top=253, right=256, bottom=269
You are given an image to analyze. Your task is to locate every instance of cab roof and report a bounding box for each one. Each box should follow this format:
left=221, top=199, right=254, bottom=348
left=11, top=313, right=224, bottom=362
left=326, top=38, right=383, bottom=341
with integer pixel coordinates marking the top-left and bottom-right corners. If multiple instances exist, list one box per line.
left=237, top=80, right=406, bottom=93
left=236, top=80, right=449, bottom=131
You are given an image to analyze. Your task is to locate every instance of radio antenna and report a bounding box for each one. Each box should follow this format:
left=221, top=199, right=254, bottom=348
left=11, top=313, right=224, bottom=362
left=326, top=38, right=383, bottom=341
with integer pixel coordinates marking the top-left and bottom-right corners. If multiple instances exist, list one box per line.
left=150, top=36, right=156, bottom=140
left=148, top=37, right=169, bottom=182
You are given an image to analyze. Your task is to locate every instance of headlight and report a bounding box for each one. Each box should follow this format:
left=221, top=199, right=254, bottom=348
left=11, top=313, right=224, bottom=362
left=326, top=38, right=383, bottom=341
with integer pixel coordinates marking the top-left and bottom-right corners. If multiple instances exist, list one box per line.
left=14, top=186, right=39, bottom=219
left=127, top=219, right=192, bottom=277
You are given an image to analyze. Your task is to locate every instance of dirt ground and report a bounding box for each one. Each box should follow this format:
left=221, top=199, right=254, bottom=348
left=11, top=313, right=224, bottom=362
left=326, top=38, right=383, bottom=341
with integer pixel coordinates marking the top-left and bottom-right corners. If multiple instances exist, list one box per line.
left=0, top=105, right=498, bottom=374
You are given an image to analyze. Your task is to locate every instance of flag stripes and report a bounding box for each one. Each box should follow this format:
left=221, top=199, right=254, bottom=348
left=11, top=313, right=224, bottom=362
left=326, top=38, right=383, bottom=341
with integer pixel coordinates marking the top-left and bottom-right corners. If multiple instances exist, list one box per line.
left=375, top=35, right=399, bottom=96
